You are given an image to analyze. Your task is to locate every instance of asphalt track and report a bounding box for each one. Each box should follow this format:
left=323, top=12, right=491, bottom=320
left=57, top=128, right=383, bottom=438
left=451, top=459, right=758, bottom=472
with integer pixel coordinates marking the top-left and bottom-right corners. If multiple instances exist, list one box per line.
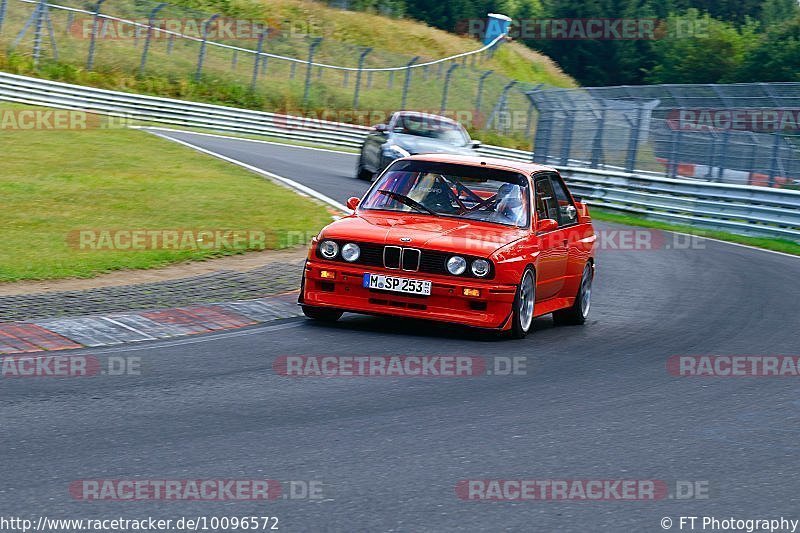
left=2, top=130, right=799, bottom=532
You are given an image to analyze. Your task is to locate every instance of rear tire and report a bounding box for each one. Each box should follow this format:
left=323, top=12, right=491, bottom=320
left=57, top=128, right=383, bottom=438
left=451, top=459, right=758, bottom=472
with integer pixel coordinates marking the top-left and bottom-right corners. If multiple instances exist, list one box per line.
left=302, top=305, right=343, bottom=322
left=509, top=268, right=536, bottom=339
left=553, top=262, right=593, bottom=326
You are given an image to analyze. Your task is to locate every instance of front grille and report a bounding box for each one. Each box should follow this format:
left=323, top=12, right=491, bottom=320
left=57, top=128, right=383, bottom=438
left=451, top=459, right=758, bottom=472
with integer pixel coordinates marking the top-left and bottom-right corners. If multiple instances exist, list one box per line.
left=418, top=250, right=449, bottom=276
left=359, top=243, right=384, bottom=267
left=383, top=246, right=402, bottom=269
left=401, top=248, right=421, bottom=271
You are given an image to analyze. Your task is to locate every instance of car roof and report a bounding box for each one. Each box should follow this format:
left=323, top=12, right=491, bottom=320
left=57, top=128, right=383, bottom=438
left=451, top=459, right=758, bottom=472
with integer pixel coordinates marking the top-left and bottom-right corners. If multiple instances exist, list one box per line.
left=401, top=153, right=557, bottom=176
left=393, top=111, right=460, bottom=125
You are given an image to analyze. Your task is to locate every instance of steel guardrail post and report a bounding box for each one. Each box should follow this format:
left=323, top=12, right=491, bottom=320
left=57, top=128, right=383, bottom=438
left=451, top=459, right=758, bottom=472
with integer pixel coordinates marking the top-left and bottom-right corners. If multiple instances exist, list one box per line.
left=195, top=13, right=220, bottom=81
left=139, top=2, right=166, bottom=76
left=302, top=37, right=322, bottom=109
left=590, top=103, right=607, bottom=169
left=31, top=0, right=47, bottom=66
left=250, top=29, right=265, bottom=93
left=625, top=106, right=643, bottom=173
left=475, top=70, right=492, bottom=115
left=86, top=0, right=106, bottom=71
left=768, top=132, right=782, bottom=187
left=400, top=56, right=418, bottom=110
left=352, top=47, right=371, bottom=109
left=0, top=0, right=7, bottom=35
left=440, top=62, right=459, bottom=114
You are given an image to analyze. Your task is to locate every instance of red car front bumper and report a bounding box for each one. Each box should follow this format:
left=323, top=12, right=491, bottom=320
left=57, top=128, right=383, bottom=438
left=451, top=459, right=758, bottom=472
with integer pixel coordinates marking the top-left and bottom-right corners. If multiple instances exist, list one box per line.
left=301, top=259, right=517, bottom=330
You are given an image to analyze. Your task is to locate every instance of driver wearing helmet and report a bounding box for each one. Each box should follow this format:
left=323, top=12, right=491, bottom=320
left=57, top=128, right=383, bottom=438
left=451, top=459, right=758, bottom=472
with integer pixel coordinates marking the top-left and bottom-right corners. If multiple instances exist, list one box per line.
left=492, top=183, right=527, bottom=226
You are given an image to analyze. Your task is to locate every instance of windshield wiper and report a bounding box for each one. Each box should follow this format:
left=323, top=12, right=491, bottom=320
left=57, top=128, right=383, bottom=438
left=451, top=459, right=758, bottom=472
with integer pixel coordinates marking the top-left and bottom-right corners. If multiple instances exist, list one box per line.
left=376, top=190, right=436, bottom=215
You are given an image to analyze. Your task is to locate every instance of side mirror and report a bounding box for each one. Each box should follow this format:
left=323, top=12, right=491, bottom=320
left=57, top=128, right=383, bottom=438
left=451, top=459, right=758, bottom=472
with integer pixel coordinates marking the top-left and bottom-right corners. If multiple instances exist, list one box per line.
left=374, top=124, right=388, bottom=133
left=574, top=200, right=590, bottom=221
left=471, top=140, right=482, bottom=149
left=536, top=218, right=558, bottom=233
left=346, top=196, right=360, bottom=210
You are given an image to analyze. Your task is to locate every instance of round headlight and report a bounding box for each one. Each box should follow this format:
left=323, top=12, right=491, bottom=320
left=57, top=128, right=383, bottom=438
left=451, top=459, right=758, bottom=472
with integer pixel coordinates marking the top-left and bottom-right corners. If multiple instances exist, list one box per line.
left=341, top=243, right=361, bottom=262
left=319, top=240, right=339, bottom=259
left=447, top=256, right=467, bottom=275
left=471, top=259, right=490, bottom=277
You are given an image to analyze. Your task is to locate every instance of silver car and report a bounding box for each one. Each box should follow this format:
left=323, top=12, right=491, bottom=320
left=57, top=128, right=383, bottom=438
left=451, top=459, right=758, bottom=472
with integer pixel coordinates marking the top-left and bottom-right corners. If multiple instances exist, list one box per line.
left=356, top=111, right=481, bottom=180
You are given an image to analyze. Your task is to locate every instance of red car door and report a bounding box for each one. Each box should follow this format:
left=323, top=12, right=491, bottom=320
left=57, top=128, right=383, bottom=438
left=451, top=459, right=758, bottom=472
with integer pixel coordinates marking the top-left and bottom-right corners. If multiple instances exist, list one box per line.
left=533, top=174, right=569, bottom=300
left=549, top=172, right=589, bottom=293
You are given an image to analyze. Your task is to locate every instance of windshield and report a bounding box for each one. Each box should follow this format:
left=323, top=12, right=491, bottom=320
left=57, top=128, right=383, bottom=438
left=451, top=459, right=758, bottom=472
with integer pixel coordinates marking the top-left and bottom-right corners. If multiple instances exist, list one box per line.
left=360, top=160, right=530, bottom=228
left=393, top=115, right=469, bottom=145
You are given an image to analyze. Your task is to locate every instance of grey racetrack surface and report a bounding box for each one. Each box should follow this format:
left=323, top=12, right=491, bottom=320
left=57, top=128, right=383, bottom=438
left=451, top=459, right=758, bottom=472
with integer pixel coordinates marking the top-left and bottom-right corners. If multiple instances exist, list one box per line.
left=2, top=130, right=799, bottom=532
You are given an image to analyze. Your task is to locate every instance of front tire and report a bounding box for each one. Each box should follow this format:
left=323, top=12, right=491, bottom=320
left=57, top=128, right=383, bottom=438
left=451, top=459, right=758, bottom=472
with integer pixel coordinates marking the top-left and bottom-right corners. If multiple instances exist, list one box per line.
left=356, top=154, right=373, bottom=181
left=553, top=262, right=593, bottom=326
left=302, top=305, right=343, bottom=322
left=510, top=268, right=536, bottom=339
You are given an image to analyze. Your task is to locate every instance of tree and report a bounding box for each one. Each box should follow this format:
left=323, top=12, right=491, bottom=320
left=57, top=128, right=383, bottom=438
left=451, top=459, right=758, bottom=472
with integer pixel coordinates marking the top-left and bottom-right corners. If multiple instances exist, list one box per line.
left=760, top=0, right=800, bottom=27
left=645, top=10, right=760, bottom=83
left=736, top=15, right=800, bottom=81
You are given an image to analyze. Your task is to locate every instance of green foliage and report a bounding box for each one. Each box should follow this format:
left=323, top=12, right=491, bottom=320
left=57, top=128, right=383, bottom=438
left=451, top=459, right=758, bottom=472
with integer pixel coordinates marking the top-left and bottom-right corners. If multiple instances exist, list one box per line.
left=736, top=15, right=800, bottom=81
left=346, top=0, right=800, bottom=85
left=761, top=0, right=800, bottom=26
left=646, top=10, right=761, bottom=84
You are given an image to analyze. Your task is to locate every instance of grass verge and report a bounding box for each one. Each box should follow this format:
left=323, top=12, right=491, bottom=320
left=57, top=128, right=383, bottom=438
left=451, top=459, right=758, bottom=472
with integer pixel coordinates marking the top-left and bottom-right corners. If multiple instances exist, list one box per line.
left=590, top=207, right=800, bottom=256
left=0, top=106, right=333, bottom=282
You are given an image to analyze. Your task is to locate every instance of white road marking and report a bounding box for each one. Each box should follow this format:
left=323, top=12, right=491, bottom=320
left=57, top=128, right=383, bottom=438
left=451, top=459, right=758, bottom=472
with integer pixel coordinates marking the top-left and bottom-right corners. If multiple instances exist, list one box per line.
left=666, top=230, right=800, bottom=260
left=100, top=316, right=158, bottom=340
left=134, top=126, right=359, bottom=156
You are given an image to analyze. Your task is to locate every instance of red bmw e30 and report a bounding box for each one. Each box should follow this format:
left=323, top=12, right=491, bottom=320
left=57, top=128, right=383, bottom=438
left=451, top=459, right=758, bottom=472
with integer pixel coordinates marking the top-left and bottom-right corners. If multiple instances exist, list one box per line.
left=300, top=154, right=596, bottom=338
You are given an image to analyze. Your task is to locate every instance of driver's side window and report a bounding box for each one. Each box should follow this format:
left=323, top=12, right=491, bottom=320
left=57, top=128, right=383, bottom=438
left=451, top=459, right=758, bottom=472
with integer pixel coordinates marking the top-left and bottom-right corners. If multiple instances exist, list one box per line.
left=549, top=175, right=578, bottom=226
left=534, top=177, right=558, bottom=223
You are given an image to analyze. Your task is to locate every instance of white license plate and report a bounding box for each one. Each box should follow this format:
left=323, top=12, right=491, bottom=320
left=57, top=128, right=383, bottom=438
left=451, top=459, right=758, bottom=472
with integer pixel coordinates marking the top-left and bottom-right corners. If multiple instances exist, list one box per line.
left=363, top=273, right=432, bottom=296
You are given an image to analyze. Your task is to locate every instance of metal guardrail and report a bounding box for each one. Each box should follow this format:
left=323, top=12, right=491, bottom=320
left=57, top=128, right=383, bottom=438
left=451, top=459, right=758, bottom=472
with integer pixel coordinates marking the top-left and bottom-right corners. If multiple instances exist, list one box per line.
left=0, top=71, right=528, bottom=156
left=558, top=167, right=800, bottom=240
left=1, top=71, right=799, bottom=242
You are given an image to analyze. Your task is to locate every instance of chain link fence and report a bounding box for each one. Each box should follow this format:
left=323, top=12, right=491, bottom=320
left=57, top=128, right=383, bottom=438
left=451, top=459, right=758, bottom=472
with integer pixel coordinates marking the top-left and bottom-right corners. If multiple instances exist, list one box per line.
left=528, top=84, right=800, bottom=188
left=0, top=0, right=538, bottom=139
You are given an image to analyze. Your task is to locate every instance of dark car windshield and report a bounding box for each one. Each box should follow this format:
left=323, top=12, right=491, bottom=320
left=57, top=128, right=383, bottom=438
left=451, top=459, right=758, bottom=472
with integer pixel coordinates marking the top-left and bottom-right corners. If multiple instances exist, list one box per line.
left=360, top=160, right=530, bottom=228
left=393, top=115, right=469, bottom=145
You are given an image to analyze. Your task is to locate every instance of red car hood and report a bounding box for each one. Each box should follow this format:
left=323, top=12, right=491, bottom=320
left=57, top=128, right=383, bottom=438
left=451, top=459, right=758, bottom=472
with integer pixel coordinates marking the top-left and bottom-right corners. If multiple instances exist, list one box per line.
left=320, top=212, right=527, bottom=257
